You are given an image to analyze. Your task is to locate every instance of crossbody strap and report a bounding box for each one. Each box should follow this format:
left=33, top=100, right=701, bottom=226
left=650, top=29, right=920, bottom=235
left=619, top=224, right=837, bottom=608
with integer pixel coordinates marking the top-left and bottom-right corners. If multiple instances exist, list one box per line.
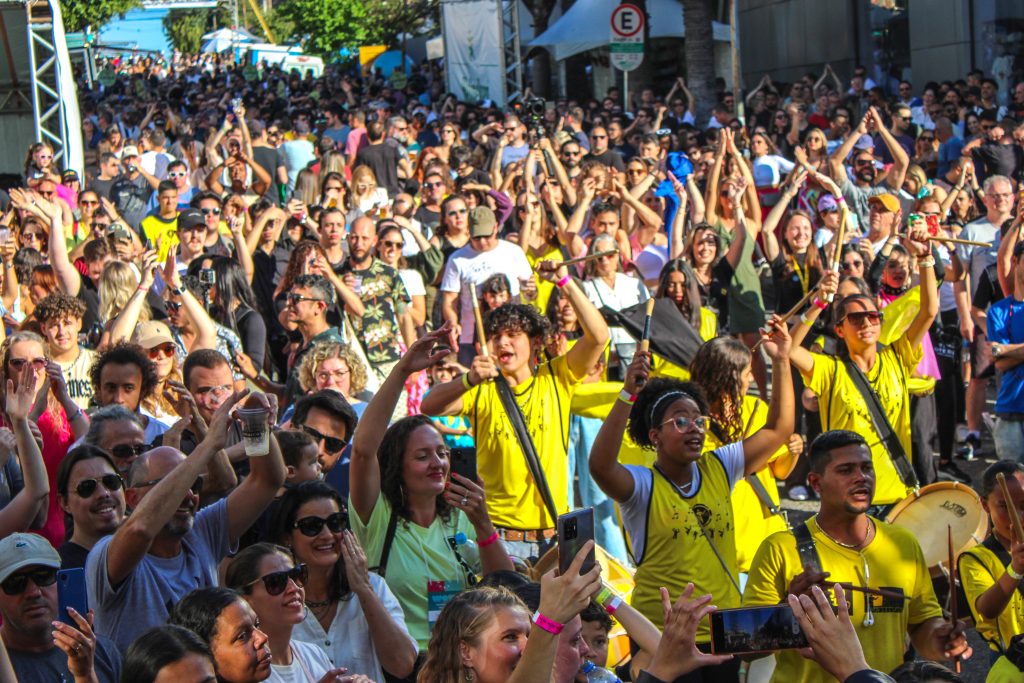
left=793, top=520, right=823, bottom=574
left=372, top=510, right=400, bottom=579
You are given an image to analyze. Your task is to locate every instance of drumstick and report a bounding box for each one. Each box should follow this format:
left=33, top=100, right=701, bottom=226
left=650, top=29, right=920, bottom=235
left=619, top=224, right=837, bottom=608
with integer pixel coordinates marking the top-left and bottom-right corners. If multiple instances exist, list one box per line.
left=752, top=285, right=821, bottom=352
left=469, top=286, right=489, bottom=358
left=928, top=236, right=990, bottom=248
left=997, top=472, right=1024, bottom=542
left=636, top=298, right=656, bottom=389
left=948, top=525, right=962, bottom=674
left=837, top=583, right=910, bottom=602
left=537, top=250, right=618, bottom=270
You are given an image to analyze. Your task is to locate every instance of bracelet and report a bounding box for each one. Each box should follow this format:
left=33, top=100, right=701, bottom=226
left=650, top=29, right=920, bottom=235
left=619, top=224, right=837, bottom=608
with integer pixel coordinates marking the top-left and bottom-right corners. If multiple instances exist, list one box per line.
left=478, top=531, right=500, bottom=548
left=461, top=373, right=475, bottom=390
left=169, top=286, right=183, bottom=297
left=532, top=612, right=564, bottom=635
left=918, top=257, right=936, bottom=269
left=67, top=407, right=84, bottom=422
left=617, top=389, right=636, bottom=404
left=137, top=284, right=149, bottom=292
left=596, top=586, right=623, bottom=615
left=812, top=297, right=828, bottom=310
left=837, top=197, right=847, bottom=205
left=555, top=275, right=571, bottom=289
left=1008, top=564, right=1024, bottom=582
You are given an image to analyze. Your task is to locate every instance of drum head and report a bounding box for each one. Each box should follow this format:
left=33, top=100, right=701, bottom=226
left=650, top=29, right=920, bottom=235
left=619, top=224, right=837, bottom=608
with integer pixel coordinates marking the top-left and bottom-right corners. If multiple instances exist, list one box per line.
left=885, top=482, right=988, bottom=567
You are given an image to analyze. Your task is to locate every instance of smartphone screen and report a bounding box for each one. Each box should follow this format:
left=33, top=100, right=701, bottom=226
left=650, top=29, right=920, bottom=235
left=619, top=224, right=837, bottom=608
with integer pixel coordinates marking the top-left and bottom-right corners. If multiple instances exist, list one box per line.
left=710, top=605, right=806, bottom=654
left=58, top=568, right=88, bottom=627
left=557, top=508, right=596, bottom=575
left=449, top=446, right=477, bottom=483
left=925, top=213, right=940, bottom=235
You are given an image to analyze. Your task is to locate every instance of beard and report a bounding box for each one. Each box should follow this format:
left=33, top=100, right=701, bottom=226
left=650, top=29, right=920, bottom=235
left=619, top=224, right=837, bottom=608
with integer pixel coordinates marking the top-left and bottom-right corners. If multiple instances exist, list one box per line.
left=856, top=166, right=876, bottom=183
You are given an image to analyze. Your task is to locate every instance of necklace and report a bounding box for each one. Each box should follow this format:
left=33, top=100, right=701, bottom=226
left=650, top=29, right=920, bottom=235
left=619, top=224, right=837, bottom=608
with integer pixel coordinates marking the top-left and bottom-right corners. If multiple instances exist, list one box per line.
left=818, top=517, right=874, bottom=550
left=304, top=597, right=332, bottom=609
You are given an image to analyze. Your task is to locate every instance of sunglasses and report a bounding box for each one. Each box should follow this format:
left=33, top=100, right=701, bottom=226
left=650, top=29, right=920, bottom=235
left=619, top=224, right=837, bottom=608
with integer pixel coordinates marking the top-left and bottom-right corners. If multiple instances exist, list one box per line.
left=424, top=181, right=444, bottom=189
left=324, top=185, right=343, bottom=192
left=148, top=344, right=176, bottom=359
left=21, top=233, right=42, bottom=241
left=80, top=200, right=99, bottom=206
left=380, top=240, right=404, bottom=250
left=301, top=424, right=347, bottom=454
left=200, top=207, right=222, bottom=215
left=110, top=443, right=146, bottom=462
left=659, top=416, right=709, bottom=434
left=75, top=474, right=125, bottom=498
left=166, top=301, right=182, bottom=313
left=1, top=568, right=57, bottom=595
left=854, top=159, right=874, bottom=167
left=247, top=564, right=308, bottom=596
left=841, top=260, right=864, bottom=270
left=841, top=310, right=883, bottom=326
left=9, top=357, right=47, bottom=370
left=294, top=512, right=348, bottom=537
left=134, top=475, right=204, bottom=495
left=168, top=172, right=188, bottom=178
left=287, top=293, right=324, bottom=307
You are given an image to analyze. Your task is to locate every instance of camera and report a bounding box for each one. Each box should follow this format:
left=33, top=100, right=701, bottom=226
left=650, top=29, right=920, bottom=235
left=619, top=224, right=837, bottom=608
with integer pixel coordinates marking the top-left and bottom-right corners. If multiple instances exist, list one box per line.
left=230, top=97, right=242, bottom=111
left=199, top=269, right=216, bottom=286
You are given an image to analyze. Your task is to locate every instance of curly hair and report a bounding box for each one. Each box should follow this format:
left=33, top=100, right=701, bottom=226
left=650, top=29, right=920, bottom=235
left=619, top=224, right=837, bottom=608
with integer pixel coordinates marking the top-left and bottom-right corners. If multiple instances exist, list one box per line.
left=297, top=341, right=367, bottom=396
left=689, top=337, right=752, bottom=443
left=90, top=342, right=160, bottom=405
left=417, top=587, right=529, bottom=683
left=378, top=415, right=453, bottom=526
left=483, top=303, right=550, bottom=341
left=627, top=377, right=708, bottom=449
left=273, top=240, right=328, bottom=299
left=32, top=292, right=86, bottom=324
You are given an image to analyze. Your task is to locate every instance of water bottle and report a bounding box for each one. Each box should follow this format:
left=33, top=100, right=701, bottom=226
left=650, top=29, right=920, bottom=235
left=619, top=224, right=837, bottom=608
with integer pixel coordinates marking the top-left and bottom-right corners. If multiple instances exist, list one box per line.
left=580, top=660, right=621, bottom=682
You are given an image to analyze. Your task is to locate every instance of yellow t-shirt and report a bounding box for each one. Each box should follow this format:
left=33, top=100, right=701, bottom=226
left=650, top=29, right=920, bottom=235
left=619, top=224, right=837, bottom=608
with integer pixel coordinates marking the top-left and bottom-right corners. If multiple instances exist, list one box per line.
left=959, top=540, right=1024, bottom=653
left=140, top=214, right=178, bottom=263
left=703, top=396, right=788, bottom=573
left=524, top=243, right=562, bottom=315
left=650, top=307, right=718, bottom=381
left=987, top=655, right=1024, bottom=683
left=743, top=516, right=943, bottom=683
left=803, top=335, right=922, bottom=505
left=460, top=354, right=581, bottom=529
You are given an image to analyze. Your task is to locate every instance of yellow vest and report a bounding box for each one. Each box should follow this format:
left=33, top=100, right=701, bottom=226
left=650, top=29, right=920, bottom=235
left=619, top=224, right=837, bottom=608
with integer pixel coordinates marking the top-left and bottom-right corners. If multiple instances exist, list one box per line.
left=960, top=540, right=1024, bottom=653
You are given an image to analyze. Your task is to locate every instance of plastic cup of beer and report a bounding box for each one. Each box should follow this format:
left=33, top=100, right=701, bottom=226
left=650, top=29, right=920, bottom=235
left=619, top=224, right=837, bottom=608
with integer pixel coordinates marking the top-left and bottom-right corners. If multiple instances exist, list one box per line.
left=237, top=407, right=270, bottom=456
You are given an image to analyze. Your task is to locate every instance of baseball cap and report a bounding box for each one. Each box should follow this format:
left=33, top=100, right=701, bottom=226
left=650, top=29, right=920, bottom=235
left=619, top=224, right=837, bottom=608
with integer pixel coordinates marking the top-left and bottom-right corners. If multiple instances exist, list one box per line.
left=121, top=145, right=140, bottom=158
left=177, top=208, right=206, bottom=232
left=61, top=169, right=80, bottom=183
left=867, top=193, right=900, bottom=213
left=133, top=321, right=175, bottom=349
left=0, top=533, right=60, bottom=583
left=469, top=206, right=497, bottom=238
left=854, top=134, right=875, bottom=151
left=817, top=194, right=840, bottom=213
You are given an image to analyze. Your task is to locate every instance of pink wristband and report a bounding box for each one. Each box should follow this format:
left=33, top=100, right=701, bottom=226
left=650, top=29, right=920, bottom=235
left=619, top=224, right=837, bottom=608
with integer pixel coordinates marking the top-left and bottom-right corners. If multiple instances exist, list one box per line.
left=812, top=297, right=828, bottom=310
left=604, top=596, right=623, bottom=615
left=555, top=275, right=571, bottom=288
left=532, top=612, right=564, bottom=635
left=478, top=531, right=500, bottom=548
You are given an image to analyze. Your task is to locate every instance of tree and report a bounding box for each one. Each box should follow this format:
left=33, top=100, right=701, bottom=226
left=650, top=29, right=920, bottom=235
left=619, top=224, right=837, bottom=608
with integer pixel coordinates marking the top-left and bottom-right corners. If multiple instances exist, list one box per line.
left=522, top=0, right=557, bottom=97
left=681, top=0, right=716, bottom=126
left=163, top=9, right=212, bottom=54
left=60, top=0, right=140, bottom=33
left=274, top=0, right=436, bottom=58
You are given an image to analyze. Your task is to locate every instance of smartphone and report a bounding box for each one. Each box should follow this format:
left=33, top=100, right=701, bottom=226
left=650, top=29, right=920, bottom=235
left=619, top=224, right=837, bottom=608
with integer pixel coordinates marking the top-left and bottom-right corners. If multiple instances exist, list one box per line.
left=710, top=603, right=838, bottom=655
left=557, top=508, right=596, bottom=576
left=449, top=446, right=477, bottom=483
left=924, top=213, right=940, bottom=235
left=57, top=568, right=88, bottom=627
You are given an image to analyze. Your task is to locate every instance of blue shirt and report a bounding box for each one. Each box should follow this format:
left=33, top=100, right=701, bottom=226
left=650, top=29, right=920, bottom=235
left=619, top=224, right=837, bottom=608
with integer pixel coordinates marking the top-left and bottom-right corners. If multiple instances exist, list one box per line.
left=938, top=137, right=965, bottom=178
left=987, top=296, right=1024, bottom=414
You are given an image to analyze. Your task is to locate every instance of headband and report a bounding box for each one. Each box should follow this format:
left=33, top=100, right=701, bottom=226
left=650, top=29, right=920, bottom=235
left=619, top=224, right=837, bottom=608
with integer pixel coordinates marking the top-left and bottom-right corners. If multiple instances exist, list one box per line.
left=647, top=390, right=694, bottom=426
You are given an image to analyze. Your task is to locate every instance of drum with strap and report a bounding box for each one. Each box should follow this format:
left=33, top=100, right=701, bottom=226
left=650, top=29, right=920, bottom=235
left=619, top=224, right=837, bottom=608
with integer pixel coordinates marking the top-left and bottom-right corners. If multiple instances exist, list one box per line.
left=885, top=482, right=988, bottom=568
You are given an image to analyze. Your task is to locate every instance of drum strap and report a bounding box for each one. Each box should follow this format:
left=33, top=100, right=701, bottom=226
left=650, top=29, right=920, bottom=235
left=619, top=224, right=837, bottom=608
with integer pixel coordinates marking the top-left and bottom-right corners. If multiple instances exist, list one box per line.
left=793, top=520, right=823, bottom=574
left=746, top=473, right=785, bottom=520
left=843, top=359, right=919, bottom=489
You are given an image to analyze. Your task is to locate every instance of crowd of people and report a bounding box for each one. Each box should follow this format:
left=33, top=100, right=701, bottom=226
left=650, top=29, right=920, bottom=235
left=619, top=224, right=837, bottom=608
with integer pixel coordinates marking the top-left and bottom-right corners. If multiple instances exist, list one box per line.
left=0, top=51, right=1022, bottom=682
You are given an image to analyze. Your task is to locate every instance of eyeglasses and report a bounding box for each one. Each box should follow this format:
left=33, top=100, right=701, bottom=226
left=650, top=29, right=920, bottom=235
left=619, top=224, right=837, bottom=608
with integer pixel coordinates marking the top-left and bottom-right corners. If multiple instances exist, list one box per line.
left=446, top=208, right=468, bottom=217
left=247, top=564, right=308, bottom=596
left=21, top=233, right=42, bottom=241
left=133, top=474, right=204, bottom=495
left=287, top=293, right=324, bottom=307
left=110, top=443, right=146, bottom=462
left=148, top=343, right=176, bottom=360
left=75, top=474, right=125, bottom=498
left=315, top=368, right=350, bottom=383
left=1, top=568, right=57, bottom=595
left=840, top=310, right=883, bottom=326
left=9, top=357, right=47, bottom=370
left=80, top=200, right=99, bottom=206
left=841, top=260, right=864, bottom=270
left=424, top=181, right=444, bottom=189
left=200, top=207, right=222, bottom=215
left=899, top=116, right=912, bottom=122
left=380, top=239, right=404, bottom=250
left=627, top=168, right=646, bottom=175
left=294, top=512, right=347, bottom=537
left=659, top=415, right=709, bottom=434
left=166, top=301, right=182, bottom=313
left=562, top=150, right=581, bottom=156
left=300, top=424, right=347, bottom=454
left=168, top=172, right=188, bottom=178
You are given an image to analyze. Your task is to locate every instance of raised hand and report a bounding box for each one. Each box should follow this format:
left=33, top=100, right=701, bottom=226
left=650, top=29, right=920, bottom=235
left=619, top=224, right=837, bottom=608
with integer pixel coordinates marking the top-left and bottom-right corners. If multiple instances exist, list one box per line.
left=645, top=584, right=732, bottom=680
left=445, top=473, right=491, bottom=529
left=538, top=540, right=602, bottom=625
left=6, top=363, right=36, bottom=422
left=397, top=322, right=457, bottom=375
left=760, top=314, right=792, bottom=361
left=624, top=350, right=651, bottom=395
left=534, top=258, right=570, bottom=285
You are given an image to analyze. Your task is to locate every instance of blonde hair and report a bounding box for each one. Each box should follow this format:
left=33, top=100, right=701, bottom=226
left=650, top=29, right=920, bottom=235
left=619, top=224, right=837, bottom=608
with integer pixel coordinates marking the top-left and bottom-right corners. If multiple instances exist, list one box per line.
left=297, top=342, right=367, bottom=396
left=351, top=166, right=378, bottom=195
left=141, top=356, right=183, bottom=418
left=98, top=261, right=152, bottom=325
left=293, top=168, right=319, bottom=207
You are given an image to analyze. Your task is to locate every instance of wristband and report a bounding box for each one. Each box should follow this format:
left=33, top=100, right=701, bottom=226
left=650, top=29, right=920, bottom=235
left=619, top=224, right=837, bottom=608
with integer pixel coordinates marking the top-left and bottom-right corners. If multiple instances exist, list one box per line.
left=597, top=586, right=623, bottom=615
left=837, top=197, right=847, bottom=205
left=555, top=275, right=571, bottom=289
left=461, top=373, right=475, bottom=390
left=478, top=531, right=500, bottom=548
left=617, top=389, right=636, bottom=405
left=169, top=286, right=183, bottom=297
left=1008, top=565, right=1024, bottom=582
left=918, top=257, right=935, bottom=269
left=137, top=284, right=149, bottom=292
left=532, top=612, right=564, bottom=635
left=800, top=311, right=813, bottom=325
left=812, top=297, right=828, bottom=310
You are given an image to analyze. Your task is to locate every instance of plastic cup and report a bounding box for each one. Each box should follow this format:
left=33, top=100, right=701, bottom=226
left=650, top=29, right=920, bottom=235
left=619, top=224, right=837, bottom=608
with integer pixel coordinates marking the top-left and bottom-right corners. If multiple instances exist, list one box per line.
left=237, top=407, right=270, bottom=457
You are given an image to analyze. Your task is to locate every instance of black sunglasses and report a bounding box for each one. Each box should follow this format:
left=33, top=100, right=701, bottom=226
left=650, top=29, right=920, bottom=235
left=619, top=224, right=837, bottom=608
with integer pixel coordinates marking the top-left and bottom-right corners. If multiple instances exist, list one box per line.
left=75, top=474, right=125, bottom=498
left=166, top=301, right=182, bottom=313
left=294, top=512, right=348, bottom=537
left=110, top=443, right=147, bottom=462
left=301, top=424, right=346, bottom=454
left=246, top=564, right=308, bottom=596
left=1, top=568, right=57, bottom=595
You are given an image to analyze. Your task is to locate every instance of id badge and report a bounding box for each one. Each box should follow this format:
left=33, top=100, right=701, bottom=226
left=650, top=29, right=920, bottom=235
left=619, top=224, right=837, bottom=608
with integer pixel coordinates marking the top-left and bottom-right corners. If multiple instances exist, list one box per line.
left=427, top=580, right=462, bottom=632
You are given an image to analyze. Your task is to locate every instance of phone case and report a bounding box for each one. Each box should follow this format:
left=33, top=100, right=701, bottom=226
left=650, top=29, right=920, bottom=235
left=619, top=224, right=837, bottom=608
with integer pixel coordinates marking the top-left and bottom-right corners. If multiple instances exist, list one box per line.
left=58, top=568, right=88, bottom=627
left=557, top=508, right=596, bottom=575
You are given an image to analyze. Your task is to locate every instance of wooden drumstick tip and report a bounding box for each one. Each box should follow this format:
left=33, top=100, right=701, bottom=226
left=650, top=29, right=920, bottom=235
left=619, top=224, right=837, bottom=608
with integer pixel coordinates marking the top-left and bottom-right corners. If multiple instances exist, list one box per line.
left=997, top=472, right=1024, bottom=541
left=638, top=298, right=656, bottom=354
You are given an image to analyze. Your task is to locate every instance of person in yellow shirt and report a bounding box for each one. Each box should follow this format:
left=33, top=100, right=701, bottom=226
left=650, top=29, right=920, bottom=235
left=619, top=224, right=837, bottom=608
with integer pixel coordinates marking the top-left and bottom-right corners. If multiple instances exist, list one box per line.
left=959, top=460, right=1024, bottom=676
left=139, top=181, right=179, bottom=262
left=743, top=430, right=970, bottom=683
left=586, top=318, right=794, bottom=680
left=420, top=259, right=609, bottom=562
left=788, top=221, right=938, bottom=509
left=690, top=336, right=801, bottom=574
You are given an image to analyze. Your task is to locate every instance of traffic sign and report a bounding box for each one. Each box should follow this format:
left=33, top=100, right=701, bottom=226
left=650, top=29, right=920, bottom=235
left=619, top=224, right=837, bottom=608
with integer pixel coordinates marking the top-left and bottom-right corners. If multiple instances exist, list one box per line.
left=610, top=4, right=644, bottom=72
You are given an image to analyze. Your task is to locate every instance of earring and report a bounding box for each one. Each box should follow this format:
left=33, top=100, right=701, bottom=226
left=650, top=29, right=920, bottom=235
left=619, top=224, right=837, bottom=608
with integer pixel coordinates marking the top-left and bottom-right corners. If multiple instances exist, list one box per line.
left=464, top=668, right=476, bottom=682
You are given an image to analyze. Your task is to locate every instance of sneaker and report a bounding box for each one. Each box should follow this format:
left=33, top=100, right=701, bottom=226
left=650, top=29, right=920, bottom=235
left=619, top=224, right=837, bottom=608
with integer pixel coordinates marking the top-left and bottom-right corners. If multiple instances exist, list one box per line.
left=957, top=434, right=980, bottom=461
left=955, top=424, right=969, bottom=443
left=937, top=460, right=972, bottom=484
left=788, top=485, right=810, bottom=501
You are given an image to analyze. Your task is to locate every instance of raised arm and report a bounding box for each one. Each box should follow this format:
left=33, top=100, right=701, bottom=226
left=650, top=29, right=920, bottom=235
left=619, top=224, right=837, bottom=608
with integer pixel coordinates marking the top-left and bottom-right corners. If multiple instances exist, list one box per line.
left=668, top=174, right=689, bottom=261
left=902, top=220, right=940, bottom=348
left=589, top=352, right=646, bottom=502
left=536, top=261, right=610, bottom=379
left=107, top=253, right=158, bottom=347
left=761, top=173, right=806, bottom=262
left=741, top=318, right=794, bottom=475
left=12, top=190, right=80, bottom=296
left=539, top=136, right=577, bottom=207
left=225, top=394, right=286, bottom=543
left=829, top=115, right=869, bottom=183
left=166, top=252, right=219, bottom=351
left=565, top=177, right=598, bottom=244
left=0, top=365, right=49, bottom=536
left=704, top=135, right=727, bottom=224
left=870, top=107, right=909, bottom=191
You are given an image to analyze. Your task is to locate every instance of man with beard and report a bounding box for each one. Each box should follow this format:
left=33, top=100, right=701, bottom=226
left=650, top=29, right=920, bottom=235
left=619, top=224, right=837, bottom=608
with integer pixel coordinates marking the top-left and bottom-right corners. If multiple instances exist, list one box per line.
left=85, top=389, right=285, bottom=652
left=743, top=430, right=970, bottom=682
left=559, top=139, right=584, bottom=183
left=0, top=533, right=122, bottom=682
left=55, top=446, right=126, bottom=569
left=83, top=406, right=147, bottom=476
left=586, top=126, right=625, bottom=173
left=829, top=106, right=909, bottom=229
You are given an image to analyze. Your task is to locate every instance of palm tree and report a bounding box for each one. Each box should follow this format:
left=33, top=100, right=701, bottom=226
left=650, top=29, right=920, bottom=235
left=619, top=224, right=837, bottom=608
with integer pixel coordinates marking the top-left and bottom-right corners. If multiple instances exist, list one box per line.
left=681, top=0, right=716, bottom=126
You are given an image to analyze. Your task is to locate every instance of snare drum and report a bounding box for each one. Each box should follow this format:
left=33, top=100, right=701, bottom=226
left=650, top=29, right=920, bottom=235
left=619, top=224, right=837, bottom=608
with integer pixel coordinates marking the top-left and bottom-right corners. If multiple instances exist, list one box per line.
left=885, top=482, right=988, bottom=568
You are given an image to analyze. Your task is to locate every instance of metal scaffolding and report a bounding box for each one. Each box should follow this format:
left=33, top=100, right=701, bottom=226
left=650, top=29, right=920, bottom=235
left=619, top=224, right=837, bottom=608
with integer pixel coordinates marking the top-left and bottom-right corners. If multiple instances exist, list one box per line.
left=25, top=0, right=68, bottom=166
left=500, top=0, right=523, bottom=102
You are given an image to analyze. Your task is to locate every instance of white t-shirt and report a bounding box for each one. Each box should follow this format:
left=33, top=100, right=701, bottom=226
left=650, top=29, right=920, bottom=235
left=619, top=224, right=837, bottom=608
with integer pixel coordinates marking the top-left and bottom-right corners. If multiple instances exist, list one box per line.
left=266, top=640, right=334, bottom=683
left=956, top=217, right=1001, bottom=299
left=440, top=240, right=533, bottom=344
left=399, top=268, right=426, bottom=297
left=58, top=347, right=96, bottom=411
left=752, top=155, right=796, bottom=189
left=582, top=273, right=650, bottom=346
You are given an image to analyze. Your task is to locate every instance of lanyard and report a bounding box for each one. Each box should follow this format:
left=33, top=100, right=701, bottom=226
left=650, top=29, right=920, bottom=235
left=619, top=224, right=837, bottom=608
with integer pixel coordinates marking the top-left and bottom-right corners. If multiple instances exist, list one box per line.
left=791, top=255, right=809, bottom=296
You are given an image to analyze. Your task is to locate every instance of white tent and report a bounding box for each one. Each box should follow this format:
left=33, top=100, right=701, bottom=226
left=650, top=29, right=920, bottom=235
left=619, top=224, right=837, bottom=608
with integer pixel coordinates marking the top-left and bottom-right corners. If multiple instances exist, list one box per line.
left=529, top=0, right=731, bottom=62
left=201, top=27, right=257, bottom=54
